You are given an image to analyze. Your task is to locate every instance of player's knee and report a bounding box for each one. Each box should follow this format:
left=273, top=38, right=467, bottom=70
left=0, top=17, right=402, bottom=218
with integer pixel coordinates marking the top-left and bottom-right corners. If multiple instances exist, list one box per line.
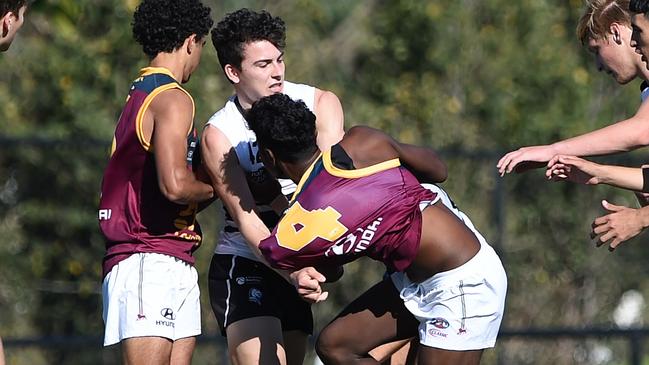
left=316, top=329, right=351, bottom=364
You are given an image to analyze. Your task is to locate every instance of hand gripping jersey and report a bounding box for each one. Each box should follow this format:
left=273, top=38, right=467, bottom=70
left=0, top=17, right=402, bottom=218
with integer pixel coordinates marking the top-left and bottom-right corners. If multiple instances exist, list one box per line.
left=99, top=67, right=202, bottom=277
left=205, top=82, right=315, bottom=261
left=259, top=145, right=436, bottom=272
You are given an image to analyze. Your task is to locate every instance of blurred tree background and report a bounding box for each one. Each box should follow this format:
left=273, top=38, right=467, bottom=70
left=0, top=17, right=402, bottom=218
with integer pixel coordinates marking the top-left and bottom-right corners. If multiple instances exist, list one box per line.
left=2, top=0, right=649, bottom=364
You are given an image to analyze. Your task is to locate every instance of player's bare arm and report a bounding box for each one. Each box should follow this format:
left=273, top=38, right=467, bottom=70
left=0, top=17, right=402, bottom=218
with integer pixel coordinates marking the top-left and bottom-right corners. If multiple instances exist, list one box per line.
left=201, top=125, right=271, bottom=255
left=313, top=89, right=345, bottom=150
left=340, top=126, right=447, bottom=183
left=148, top=88, right=213, bottom=204
left=498, top=99, right=649, bottom=175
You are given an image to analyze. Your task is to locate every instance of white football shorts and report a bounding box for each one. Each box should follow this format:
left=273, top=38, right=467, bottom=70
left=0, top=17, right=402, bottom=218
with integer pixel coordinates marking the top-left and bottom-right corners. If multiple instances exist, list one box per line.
left=391, top=236, right=507, bottom=351
left=102, top=252, right=201, bottom=346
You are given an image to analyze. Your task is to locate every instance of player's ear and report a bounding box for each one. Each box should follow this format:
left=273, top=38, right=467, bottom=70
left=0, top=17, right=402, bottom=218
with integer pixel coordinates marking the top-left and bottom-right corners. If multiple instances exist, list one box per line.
left=609, top=23, right=623, bottom=45
left=1, top=12, right=11, bottom=38
left=261, top=147, right=277, bottom=168
left=224, top=64, right=240, bottom=84
left=186, top=34, right=198, bottom=54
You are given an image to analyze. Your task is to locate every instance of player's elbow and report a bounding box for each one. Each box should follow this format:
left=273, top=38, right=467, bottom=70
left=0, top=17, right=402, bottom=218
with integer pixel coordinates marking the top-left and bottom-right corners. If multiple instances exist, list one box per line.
left=424, top=161, right=448, bottom=183
left=160, top=183, right=187, bottom=204
left=159, top=176, right=193, bottom=204
left=434, top=163, right=448, bottom=183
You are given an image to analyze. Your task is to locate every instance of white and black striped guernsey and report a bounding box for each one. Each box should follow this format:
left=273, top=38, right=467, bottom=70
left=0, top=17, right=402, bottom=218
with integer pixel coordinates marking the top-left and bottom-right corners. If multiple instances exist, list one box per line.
left=205, top=81, right=316, bottom=261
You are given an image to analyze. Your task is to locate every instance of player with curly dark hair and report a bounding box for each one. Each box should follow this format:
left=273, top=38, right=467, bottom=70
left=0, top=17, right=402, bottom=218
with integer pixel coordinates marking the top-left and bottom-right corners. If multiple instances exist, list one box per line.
left=99, top=1, right=214, bottom=364
left=1, top=0, right=27, bottom=52
left=201, top=7, right=344, bottom=365
left=132, top=0, right=213, bottom=60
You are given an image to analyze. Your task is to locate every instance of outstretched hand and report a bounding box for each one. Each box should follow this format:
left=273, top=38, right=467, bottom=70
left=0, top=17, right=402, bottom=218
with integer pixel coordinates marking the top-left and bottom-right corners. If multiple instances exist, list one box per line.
left=497, top=145, right=555, bottom=176
left=591, top=200, right=645, bottom=251
left=289, top=267, right=329, bottom=303
left=546, top=155, right=601, bottom=185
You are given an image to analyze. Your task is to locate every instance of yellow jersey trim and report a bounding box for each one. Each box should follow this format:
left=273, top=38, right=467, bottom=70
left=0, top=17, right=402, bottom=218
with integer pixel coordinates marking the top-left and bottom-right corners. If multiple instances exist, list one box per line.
left=140, top=66, right=177, bottom=79
left=290, top=153, right=323, bottom=204
left=110, top=137, right=117, bottom=157
left=321, top=149, right=400, bottom=178
left=134, top=67, right=196, bottom=151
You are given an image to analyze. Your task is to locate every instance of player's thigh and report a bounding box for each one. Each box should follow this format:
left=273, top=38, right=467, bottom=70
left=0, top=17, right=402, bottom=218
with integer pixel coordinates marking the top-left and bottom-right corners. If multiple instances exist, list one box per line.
left=282, top=330, right=308, bottom=365
left=417, top=346, right=482, bottom=365
left=226, top=316, right=286, bottom=365
left=318, top=278, right=418, bottom=355
left=170, top=336, right=196, bottom=365
left=122, top=336, right=172, bottom=365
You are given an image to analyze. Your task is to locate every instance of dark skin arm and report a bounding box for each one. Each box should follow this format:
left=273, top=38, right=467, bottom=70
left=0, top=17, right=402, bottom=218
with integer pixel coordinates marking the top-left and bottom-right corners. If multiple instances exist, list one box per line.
left=339, top=126, right=447, bottom=182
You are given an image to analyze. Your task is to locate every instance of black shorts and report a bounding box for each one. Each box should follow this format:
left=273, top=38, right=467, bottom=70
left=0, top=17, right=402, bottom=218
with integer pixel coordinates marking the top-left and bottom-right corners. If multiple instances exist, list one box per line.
left=208, top=254, right=313, bottom=336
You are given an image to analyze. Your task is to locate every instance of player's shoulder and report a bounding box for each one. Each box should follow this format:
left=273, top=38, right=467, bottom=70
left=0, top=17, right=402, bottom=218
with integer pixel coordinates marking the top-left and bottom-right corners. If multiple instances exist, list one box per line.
left=202, top=123, right=233, bottom=154
left=206, top=95, right=239, bottom=127
left=283, top=81, right=316, bottom=109
left=341, top=126, right=394, bottom=159
left=345, top=125, right=388, bottom=141
left=149, top=87, right=193, bottom=115
left=283, top=81, right=314, bottom=94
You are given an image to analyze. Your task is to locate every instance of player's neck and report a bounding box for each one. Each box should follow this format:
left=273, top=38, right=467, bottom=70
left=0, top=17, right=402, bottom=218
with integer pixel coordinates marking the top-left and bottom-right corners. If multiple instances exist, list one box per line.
left=284, top=150, right=321, bottom=184
left=149, top=54, right=185, bottom=83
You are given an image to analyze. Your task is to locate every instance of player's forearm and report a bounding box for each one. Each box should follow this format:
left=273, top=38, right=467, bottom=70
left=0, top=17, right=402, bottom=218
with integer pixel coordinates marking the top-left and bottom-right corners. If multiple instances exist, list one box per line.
left=551, top=118, right=645, bottom=157
left=595, top=165, right=644, bottom=191
left=233, top=210, right=294, bottom=283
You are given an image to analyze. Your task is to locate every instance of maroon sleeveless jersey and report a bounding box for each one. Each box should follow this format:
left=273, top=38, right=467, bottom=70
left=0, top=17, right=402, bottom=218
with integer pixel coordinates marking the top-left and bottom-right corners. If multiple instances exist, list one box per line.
left=259, top=148, right=436, bottom=272
left=99, top=67, right=202, bottom=277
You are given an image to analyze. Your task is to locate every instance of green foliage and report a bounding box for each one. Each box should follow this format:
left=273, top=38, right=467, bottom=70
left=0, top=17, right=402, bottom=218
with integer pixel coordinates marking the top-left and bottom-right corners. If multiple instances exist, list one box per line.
left=2, top=1, right=649, bottom=364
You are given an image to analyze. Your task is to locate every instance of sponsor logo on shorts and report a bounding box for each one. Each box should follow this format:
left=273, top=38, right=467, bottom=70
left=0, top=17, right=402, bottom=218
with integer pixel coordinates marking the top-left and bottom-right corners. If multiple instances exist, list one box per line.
left=236, top=276, right=263, bottom=285
left=156, top=308, right=176, bottom=328
left=430, top=317, right=450, bottom=329
left=156, top=320, right=175, bottom=328
left=249, top=288, right=262, bottom=305
left=428, top=329, right=448, bottom=338
left=160, top=308, right=176, bottom=320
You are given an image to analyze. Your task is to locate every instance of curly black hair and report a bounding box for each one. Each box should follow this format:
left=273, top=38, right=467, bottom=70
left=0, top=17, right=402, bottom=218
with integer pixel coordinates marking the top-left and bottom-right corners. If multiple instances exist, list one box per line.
left=631, top=0, right=649, bottom=12
left=1, top=0, right=26, bottom=17
left=132, top=0, right=213, bottom=59
left=247, top=94, right=318, bottom=164
left=211, top=8, right=286, bottom=71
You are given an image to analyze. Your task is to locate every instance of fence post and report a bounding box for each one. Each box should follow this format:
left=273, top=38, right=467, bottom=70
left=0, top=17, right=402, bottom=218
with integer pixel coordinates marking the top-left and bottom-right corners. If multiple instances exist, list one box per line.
left=630, top=330, right=643, bottom=365
left=491, top=165, right=505, bottom=255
